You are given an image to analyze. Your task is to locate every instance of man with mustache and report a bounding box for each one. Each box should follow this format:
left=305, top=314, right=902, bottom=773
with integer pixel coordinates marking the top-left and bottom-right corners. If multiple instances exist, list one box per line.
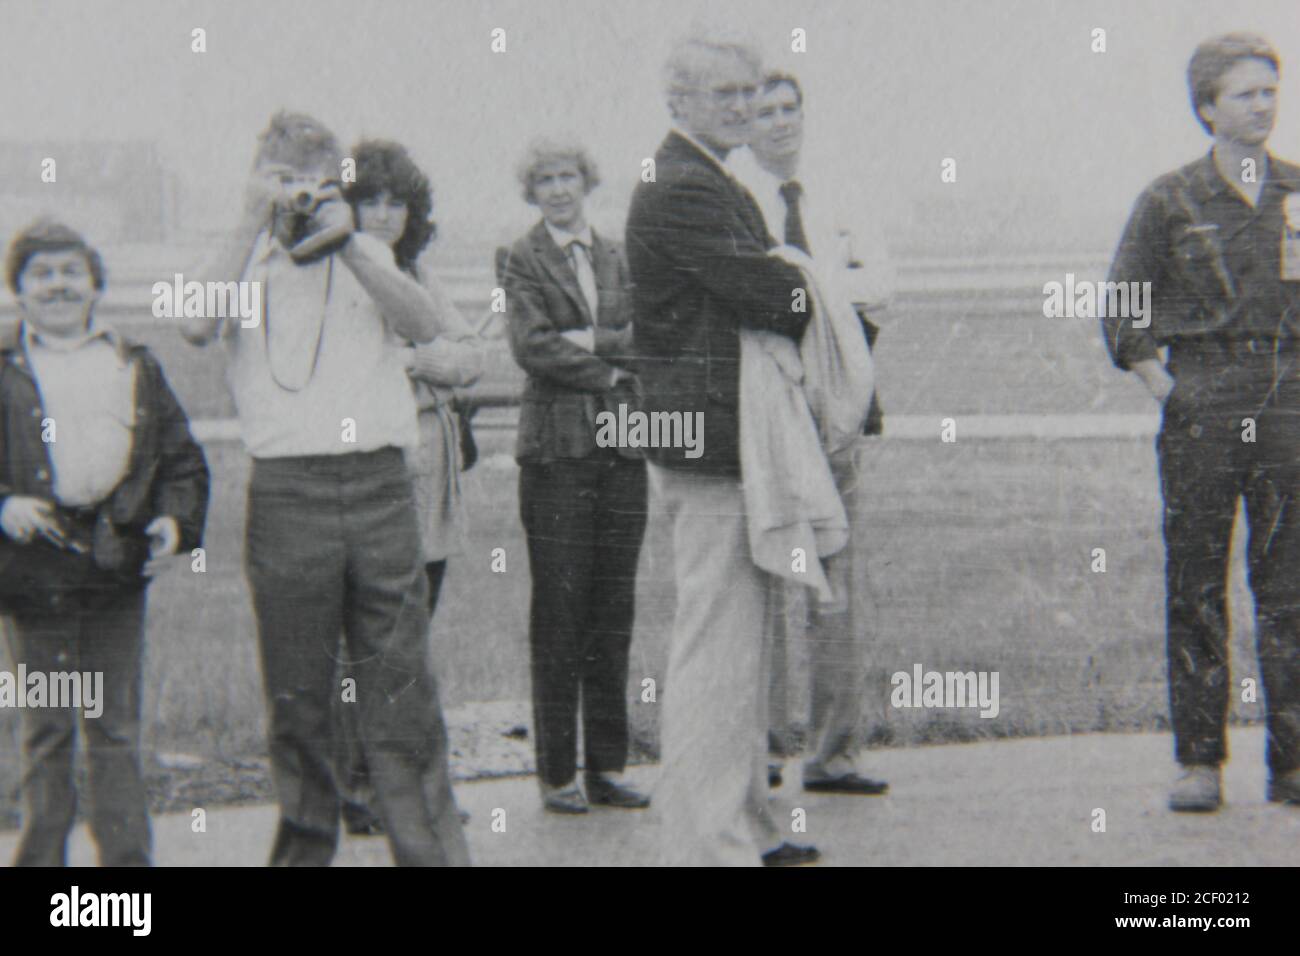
left=0, top=219, right=209, bottom=865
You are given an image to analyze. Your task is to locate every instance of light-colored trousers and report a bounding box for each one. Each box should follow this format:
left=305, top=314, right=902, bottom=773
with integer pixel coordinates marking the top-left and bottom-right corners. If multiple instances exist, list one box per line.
left=649, top=463, right=782, bottom=866
left=768, top=438, right=877, bottom=781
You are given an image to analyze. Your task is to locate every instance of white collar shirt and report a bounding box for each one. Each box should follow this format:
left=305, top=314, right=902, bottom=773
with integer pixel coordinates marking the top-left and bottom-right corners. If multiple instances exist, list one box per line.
left=23, top=318, right=136, bottom=506
left=726, top=145, right=895, bottom=310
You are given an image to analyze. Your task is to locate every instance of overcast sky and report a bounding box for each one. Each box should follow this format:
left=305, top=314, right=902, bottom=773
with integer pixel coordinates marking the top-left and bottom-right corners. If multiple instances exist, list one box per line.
left=2, top=0, right=1298, bottom=251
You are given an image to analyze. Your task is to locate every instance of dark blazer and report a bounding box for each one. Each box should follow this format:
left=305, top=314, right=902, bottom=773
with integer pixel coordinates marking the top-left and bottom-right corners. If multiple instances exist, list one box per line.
left=625, top=131, right=812, bottom=476
left=504, top=220, right=639, bottom=462
left=0, top=323, right=210, bottom=607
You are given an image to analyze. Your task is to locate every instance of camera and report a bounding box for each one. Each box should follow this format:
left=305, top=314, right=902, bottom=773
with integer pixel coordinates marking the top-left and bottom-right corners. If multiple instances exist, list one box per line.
left=281, top=181, right=330, bottom=216
left=276, top=178, right=331, bottom=239
left=273, top=177, right=344, bottom=256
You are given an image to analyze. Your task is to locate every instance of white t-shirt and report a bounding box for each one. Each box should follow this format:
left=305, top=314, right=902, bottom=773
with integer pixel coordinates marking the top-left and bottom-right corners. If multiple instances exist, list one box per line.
left=24, top=321, right=135, bottom=506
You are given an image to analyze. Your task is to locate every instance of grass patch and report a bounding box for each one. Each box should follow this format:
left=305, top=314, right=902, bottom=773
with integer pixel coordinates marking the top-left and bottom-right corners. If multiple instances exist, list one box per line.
left=0, top=305, right=1262, bottom=826
left=0, top=429, right=1264, bottom=826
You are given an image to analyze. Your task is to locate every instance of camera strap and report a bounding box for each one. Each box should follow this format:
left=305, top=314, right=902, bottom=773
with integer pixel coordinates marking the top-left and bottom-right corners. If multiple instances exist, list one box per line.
left=262, top=255, right=333, bottom=392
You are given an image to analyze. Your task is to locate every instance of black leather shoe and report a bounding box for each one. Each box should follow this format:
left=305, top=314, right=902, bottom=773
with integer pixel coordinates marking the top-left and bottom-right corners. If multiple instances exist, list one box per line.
left=762, top=842, right=821, bottom=867
left=342, top=801, right=385, bottom=836
left=803, top=772, right=889, bottom=795
left=541, top=782, right=589, bottom=814
left=586, top=775, right=651, bottom=809
left=1267, top=769, right=1300, bottom=804
left=768, top=764, right=783, bottom=788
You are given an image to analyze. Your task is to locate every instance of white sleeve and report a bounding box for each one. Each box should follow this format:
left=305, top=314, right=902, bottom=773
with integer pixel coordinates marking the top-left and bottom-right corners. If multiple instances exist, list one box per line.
left=838, top=217, right=895, bottom=311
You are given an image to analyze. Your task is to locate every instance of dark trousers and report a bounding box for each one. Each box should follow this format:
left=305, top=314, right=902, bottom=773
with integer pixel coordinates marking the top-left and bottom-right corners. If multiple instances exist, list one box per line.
left=519, top=454, right=647, bottom=787
left=246, top=447, right=469, bottom=866
left=6, top=586, right=151, bottom=866
left=336, top=559, right=447, bottom=820
left=1159, top=345, right=1300, bottom=774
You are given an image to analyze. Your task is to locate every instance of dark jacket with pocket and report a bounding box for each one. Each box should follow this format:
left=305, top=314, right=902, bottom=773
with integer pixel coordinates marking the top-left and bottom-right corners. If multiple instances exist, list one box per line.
left=625, top=131, right=812, bottom=477
left=1103, top=152, right=1300, bottom=371
left=0, top=323, right=210, bottom=611
left=504, top=220, right=641, bottom=463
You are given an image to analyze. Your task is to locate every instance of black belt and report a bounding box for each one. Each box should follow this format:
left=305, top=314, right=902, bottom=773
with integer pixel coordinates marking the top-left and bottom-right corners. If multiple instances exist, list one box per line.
left=252, top=445, right=406, bottom=476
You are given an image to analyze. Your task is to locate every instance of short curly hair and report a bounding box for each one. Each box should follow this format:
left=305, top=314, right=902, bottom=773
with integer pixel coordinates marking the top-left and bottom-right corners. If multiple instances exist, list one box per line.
left=1188, top=33, right=1280, bottom=134
left=6, top=217, right=105, bottom=294
left=515, top=137, right=600, bottom=205
left=343, top=139, right=436, bottom=275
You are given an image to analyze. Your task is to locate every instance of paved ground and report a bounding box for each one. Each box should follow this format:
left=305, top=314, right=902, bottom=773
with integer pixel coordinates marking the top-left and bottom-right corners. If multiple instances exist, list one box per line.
left=5, top=727, right=1297, bottom=866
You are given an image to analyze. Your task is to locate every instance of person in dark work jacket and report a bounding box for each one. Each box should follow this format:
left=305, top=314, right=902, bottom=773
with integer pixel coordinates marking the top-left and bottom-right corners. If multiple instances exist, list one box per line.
left=0, top=218, right=209, bottom=866
left=1103, top=33, right=1300, bottom=812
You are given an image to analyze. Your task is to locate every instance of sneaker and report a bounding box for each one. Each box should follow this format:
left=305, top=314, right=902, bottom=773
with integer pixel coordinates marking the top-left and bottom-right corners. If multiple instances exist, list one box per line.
left=1169, top=765, right=1222, bottom=812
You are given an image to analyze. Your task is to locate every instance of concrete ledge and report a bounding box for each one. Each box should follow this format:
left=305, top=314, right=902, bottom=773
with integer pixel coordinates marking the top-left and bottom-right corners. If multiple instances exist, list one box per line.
left=190, top=413, right=1161, bottom=445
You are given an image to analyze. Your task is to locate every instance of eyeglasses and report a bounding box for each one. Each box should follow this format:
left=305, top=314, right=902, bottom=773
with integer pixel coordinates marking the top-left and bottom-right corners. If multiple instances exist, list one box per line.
left=702, top=83, right=758, bottom=105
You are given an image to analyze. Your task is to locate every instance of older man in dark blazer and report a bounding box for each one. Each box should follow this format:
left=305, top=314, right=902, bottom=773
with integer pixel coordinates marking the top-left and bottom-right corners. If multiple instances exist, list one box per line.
left=625, top=34, right=818, bottom=866
left=504, top=137, right=649, bottom=814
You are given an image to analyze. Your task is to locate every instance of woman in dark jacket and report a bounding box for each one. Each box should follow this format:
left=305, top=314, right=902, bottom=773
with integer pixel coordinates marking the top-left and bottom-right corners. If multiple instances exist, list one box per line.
left=503, top=137, right=648, bottom=813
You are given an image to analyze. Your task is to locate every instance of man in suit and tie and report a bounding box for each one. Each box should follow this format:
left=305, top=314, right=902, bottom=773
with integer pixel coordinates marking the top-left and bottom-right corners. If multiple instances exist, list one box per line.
left=728, top=72, right=895, bottom=796
left=625, top=33, right=819, bottom=866
left=504, top=137, right=650, bottom=814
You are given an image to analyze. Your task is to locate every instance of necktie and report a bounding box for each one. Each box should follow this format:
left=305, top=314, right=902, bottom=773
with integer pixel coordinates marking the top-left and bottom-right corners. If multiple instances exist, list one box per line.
left=779, top=180, right=810, bottom=254
left=566, top=239, right=599, bottom=324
